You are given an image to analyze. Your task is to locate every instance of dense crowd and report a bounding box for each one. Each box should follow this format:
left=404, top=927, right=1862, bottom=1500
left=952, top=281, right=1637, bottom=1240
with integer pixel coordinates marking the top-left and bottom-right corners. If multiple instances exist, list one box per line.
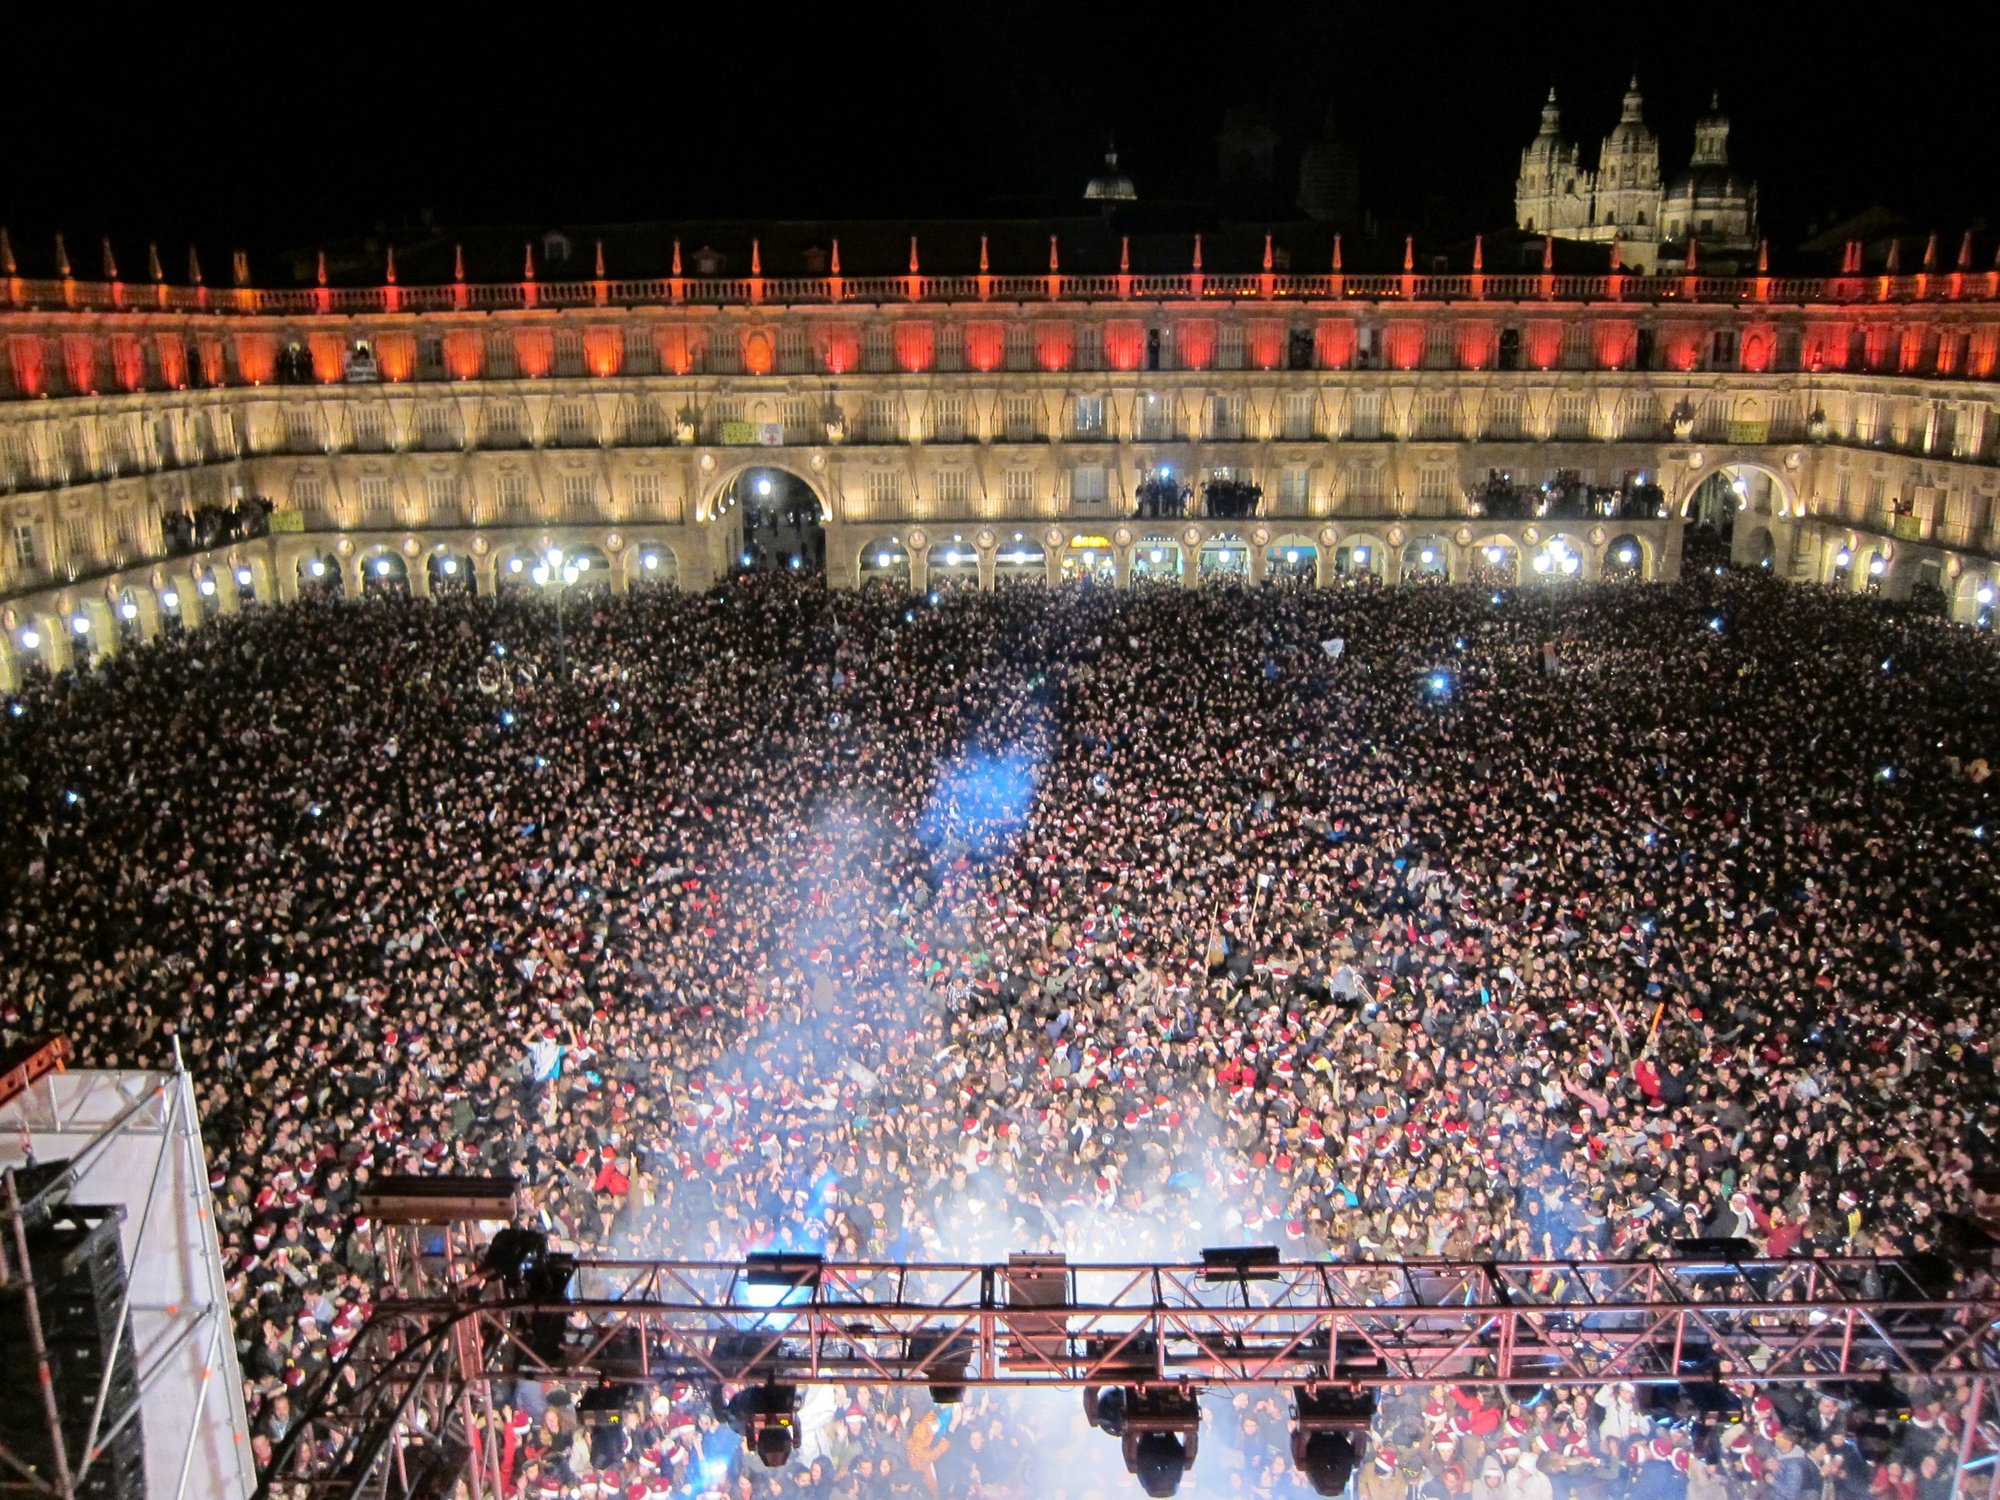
left=3, top=566, right=1998, bottom=1499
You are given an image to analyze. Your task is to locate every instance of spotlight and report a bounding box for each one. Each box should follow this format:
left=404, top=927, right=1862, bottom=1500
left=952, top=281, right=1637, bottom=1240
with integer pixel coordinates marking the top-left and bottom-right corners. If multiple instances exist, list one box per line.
left=1981, top=586, right=1996, bottom=606
left=745, top=1252, right=824, bottom=1292
left=1150, top=549, right=1164, bottom=564
left=508, top=557, right=524, bottom=573
left=1869, top=557, right=1886, bottom=576
left=442, top=557, right=459, bottom=575
left=19, top=628, right=41, bottom=650
left=1199, top=1245, right=1281, bottom=1282
left=1420, top=548, right=1435, bottom=564
left=756, top=476, right=773, bottom=496
left=118, top=602, right=138, bottom=621
left=1291, top=1387, right=1377, bottom=1496
left=70, top=615, right=89, bottom=635
left=711, top=1380, right=801, bottom=1468
left=1484, top=546, right=1503, bottom=564
left=904, top=1330, right=976, bottom=1404
left=1353, top=546, right=1369, bottom=564
left=643, top=553, right=659, bottom=570
left=1285, top=548, right=1300, bottom=564
left=161, top=591, right=180, bottom=609
left=235, top=567, right=253, bottom=586
left=1835, top=548, right=1852, bottom=567
left=1619, top=546, right=1637, bottom=563
left=742, top=552, right=754, bottom=567
left=199, top=577, right=217, bottom=595
left=309, top=559, right=327, bottom=578
left=877, top=553, right=892, bottom=567
left=374, top=558, right=392, bottom=577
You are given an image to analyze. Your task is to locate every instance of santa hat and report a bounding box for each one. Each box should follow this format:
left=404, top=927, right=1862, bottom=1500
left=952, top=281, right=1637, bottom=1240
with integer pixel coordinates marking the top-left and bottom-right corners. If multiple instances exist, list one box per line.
left=1374, top=1448, right=1396, bottom=1473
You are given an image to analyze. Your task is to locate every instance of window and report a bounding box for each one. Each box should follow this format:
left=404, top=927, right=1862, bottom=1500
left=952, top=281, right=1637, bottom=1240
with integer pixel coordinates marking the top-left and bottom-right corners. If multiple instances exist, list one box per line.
left=554, top=329, right=585, bottom=377
left=358, top=475, right=394, bottom=515
left=1711, top=330, right=1739, bottom=369
left=418, top=335, right=446, bottom=381
left=293, top=474, right=326, bottom=514
left=935, top=468, right=968, bottom=506
left=424, top=473, right=459, bottom=513
left=937, top=324, right=964, bottom=372
left=631, top=472, right=663, bottom=511
left=1556, top=392, right=1591, bottom=439
left=623, top=399, right=666, bottom=446
left=1070, top=466, right=1109, bottom=507
left=1004, top=469, right=1036, bottom=506
left=1345, top=461, right=1382, bottom=503
left=930, top=397, right=965, bottom=443
left=1208, top=395, right=1244, bottom=440
left=555, top=400, right=595, bottom=447
left=624, top=327, right=658, bottom=375
left=866, top=470, right=902, bottom=508
left=418, top=404, right=459, bottom=451
left=486, top=334, right=518, bottom=378
left=1418, top=465, right=1451, bottom=503
left=1417, top=392, right=1454, bottom=439
left=1423, top=324, right=1454, bottom=369
left=109, top=506, right=136, bottom=554
left=1138, top=393, right=1173, bottom=442
left=1277, top=466, right=1310, bottom=509
left=1003, top=395, right=1038, bottom=442
left=482, top=402, right=525, bottom=448
left=1487, top=391, right=1522, bottom=440
left=63, top=515, right=92, bottom=564
left=866, top=396, right=901, bottom=444
left=864, top=325, right=894, bottom=372
left=1349, top=392, right=1383, bottom=440
left=1072, top=396, right=1106, bottom=439
left=1218, top=323, right=1245, bottom=370
left=777, top=327, right=810, bottom=374
left=495, top=472, right=530, bottom=515
left=561, top=473, right=596, bottom=513
left=1282, top=392, right=1315, bottom=441
left=285, top=407, right=321, bottom=454
left=1560, top=323, right=1590, bottom=369
left=12, top=523, right=37, bottom=569
left=351, top=406, right=389, bottom=452
left=1005, top=323, right=1034, bottom=371
left=781, top=399, right=812, bottom=445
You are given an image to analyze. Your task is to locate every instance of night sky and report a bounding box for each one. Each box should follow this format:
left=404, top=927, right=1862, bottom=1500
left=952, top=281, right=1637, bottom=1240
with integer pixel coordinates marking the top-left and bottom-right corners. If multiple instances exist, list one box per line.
left=6, top=6, right=1995, bottom=267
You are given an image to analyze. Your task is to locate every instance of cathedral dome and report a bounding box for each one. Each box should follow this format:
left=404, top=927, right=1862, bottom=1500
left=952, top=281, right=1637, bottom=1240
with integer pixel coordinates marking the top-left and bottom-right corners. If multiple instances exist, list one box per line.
left=1084, top=147, right=1137, bottom=203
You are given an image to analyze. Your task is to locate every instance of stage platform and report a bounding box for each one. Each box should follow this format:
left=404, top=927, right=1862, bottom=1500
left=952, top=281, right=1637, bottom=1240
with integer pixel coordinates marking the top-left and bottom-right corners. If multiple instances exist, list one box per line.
left=0, top=1063, right=254, bottom=1500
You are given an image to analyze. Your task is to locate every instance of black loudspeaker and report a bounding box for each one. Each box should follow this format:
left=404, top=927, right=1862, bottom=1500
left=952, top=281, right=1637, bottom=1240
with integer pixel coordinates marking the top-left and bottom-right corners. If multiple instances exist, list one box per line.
left=0, top=1184, right=147, bottom=1500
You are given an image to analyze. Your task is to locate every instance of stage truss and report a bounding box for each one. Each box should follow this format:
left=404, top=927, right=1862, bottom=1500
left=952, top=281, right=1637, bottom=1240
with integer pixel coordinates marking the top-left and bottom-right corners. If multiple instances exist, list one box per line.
left=261, top=1242, right=2000, bottom=1500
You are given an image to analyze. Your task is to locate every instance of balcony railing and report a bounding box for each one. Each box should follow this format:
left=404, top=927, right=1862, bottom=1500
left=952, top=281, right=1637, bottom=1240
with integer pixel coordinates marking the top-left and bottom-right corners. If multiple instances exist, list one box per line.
left=7, top=268, right=1999, bottom=318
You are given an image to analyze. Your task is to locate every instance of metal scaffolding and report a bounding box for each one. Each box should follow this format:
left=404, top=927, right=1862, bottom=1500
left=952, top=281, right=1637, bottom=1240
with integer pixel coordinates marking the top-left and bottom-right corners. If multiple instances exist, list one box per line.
left=260, top=1249, right=2000, bottom=1500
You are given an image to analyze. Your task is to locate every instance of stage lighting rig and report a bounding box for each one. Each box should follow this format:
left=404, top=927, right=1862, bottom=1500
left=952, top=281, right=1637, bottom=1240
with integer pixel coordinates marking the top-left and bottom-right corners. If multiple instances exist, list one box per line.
left=708, top=1381, right=803, bottom=1468
left=1291, top=1386, right=1377, bottom=1496
left=1085, top=1382, right=1202, bottom=1498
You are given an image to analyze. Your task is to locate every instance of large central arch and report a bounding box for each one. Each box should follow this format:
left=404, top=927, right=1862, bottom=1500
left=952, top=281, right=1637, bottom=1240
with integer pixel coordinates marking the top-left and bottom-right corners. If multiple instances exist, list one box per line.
left=703, top=458, right=832, bottom=576
left=1676, top=456, right=1799, bottom=523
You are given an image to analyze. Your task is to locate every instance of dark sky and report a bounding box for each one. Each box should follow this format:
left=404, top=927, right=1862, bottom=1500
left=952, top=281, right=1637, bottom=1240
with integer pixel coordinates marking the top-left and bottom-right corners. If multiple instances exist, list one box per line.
left=6, top=5, right=1995, bottom=265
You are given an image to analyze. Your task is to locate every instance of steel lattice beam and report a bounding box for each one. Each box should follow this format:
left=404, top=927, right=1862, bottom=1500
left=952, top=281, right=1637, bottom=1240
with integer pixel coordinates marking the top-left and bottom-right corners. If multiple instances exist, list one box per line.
left=256, top=1255, right=2000, bottom=1500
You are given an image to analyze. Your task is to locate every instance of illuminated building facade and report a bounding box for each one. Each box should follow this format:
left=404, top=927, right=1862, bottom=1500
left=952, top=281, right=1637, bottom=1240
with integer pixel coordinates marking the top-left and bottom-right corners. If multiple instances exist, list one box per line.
left=2, top=229, right=1998, bottom=687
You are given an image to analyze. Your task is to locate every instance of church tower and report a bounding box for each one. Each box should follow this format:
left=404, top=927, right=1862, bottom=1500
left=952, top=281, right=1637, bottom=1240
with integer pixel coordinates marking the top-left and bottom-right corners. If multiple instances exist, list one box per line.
left=1586, top=77, right=1662, bottom=267
left=1515, top=90, right=1592, bottom=235
left=1660, top=91, right=1759, bottom=267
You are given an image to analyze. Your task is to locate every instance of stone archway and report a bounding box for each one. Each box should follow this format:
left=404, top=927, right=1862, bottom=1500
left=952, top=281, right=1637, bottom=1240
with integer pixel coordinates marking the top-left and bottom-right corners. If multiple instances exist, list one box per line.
left=703, top=460, right=831, bottom=578
left=1677, top=457, right=1797, bottom=524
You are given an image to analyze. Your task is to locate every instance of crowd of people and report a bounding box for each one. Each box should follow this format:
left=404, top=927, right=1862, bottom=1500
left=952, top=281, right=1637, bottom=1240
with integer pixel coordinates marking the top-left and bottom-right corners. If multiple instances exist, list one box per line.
left=3, top=564, right=1998, bottom=1499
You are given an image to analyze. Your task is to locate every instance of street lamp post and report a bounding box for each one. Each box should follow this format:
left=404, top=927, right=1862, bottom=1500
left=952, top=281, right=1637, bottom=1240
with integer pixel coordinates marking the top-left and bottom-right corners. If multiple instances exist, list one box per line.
left=531, top=547, right=584, bottom=681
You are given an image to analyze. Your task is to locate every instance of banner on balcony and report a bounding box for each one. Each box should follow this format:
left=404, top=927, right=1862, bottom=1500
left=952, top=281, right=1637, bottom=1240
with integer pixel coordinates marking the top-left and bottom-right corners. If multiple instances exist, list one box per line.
left=760, top=424, right=784, bottom=446
left=719, top=420, right=756, bottom=446
left=269, top=510, right=305, bottom=533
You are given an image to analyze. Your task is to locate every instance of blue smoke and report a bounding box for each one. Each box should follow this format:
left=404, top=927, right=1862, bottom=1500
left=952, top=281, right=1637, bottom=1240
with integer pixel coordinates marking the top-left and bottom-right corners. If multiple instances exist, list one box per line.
left=918, top=745, right=1041, bottom=860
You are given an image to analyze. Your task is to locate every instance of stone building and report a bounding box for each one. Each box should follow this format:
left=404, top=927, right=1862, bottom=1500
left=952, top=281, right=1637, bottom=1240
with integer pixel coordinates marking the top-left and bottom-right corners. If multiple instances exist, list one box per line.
left=2, top=228, right=1998, bottom=688
left=1517, top=83, right=1756, bottom=271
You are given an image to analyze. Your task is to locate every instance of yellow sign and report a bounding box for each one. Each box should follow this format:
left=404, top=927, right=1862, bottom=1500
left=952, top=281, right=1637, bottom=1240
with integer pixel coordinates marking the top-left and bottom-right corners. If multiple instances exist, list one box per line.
left=268, top=510, right=305, bottom=533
